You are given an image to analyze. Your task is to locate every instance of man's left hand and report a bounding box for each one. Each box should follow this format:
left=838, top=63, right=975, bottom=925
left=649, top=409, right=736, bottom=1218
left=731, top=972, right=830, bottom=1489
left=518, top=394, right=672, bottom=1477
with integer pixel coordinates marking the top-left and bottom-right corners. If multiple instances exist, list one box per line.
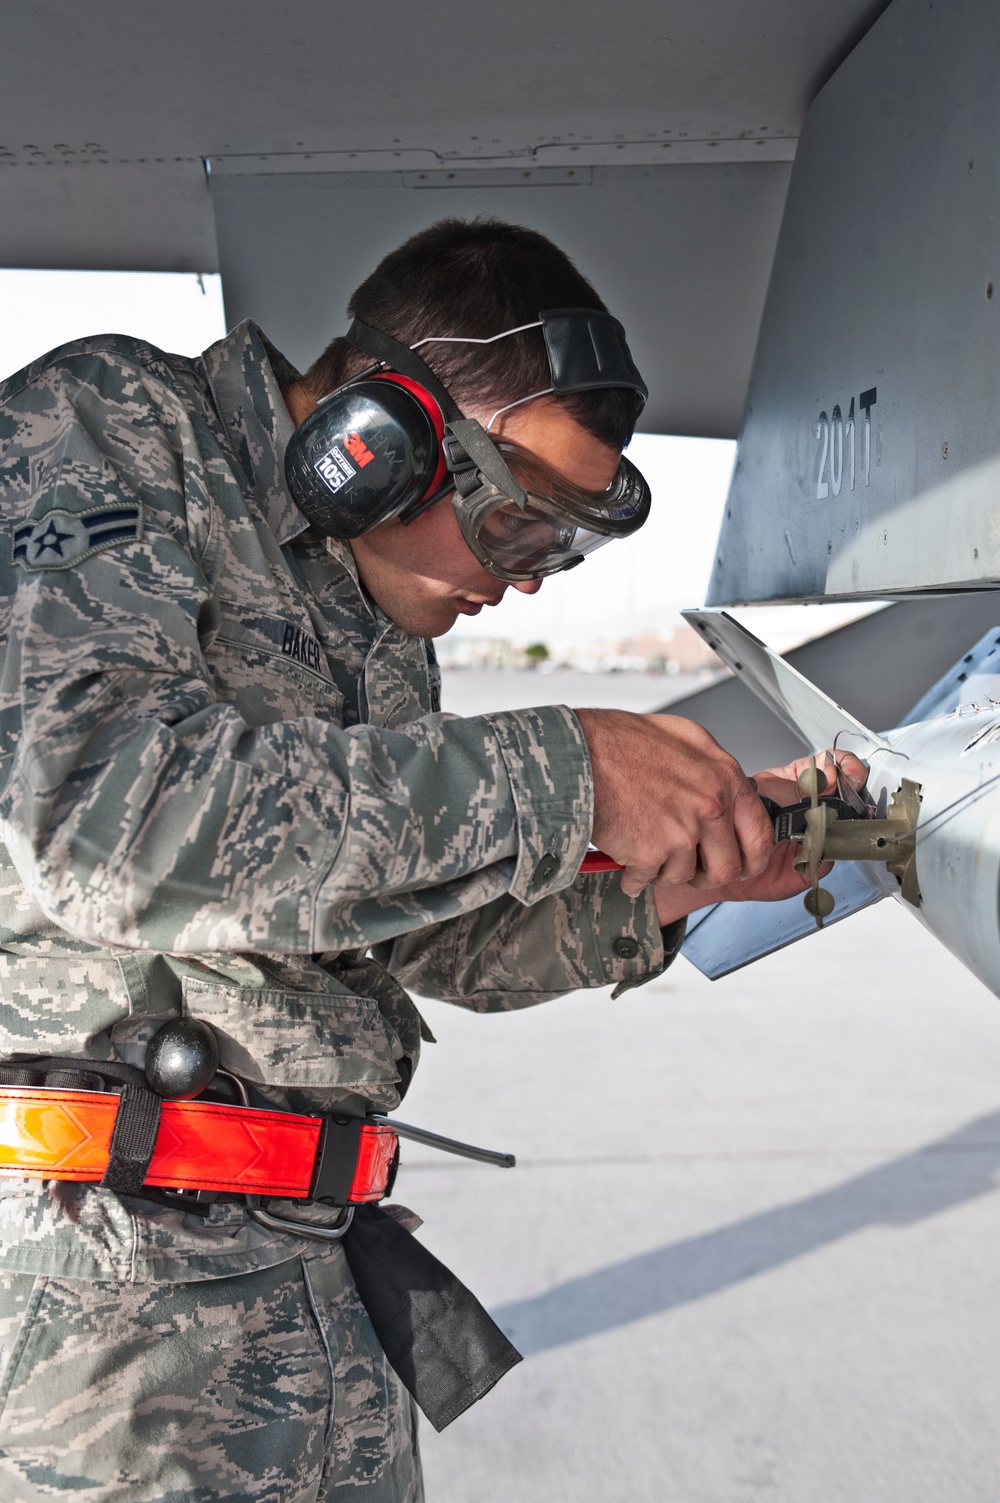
left=652, top=748, right=868, bottom=929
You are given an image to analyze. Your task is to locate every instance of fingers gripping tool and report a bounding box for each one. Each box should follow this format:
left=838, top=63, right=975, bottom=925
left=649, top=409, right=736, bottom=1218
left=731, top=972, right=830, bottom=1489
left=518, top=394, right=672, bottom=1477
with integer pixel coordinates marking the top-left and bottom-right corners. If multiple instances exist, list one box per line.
left=580, top=761, right=920, bottom=930
left=579, top=768, right=854, bottom=875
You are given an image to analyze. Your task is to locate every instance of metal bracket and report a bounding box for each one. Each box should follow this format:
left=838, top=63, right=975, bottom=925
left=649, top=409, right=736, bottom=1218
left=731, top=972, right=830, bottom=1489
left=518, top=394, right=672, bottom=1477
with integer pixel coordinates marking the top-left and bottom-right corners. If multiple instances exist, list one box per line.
left=793, top=770, right=923, bottom=924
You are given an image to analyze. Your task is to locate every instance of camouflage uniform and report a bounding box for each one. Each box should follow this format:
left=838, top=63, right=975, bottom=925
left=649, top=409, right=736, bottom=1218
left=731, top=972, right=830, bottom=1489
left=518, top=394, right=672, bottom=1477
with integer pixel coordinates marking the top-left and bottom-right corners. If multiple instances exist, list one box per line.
left=0, top=322, right=683, bottom=1497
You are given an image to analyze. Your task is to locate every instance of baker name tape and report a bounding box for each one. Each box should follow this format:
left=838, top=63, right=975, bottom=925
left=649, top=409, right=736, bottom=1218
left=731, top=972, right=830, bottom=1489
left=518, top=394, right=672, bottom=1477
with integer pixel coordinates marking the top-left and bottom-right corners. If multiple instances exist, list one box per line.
left=280, top=621, right=323, bottom=674
left=12, top=504, right=144, bottom=572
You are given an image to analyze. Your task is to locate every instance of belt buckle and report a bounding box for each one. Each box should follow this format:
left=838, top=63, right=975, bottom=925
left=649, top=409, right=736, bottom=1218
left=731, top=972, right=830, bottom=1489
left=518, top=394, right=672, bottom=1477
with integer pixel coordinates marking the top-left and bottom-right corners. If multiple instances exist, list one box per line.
left=247, top=1115, right=400, bottom=1243
left=245, top=1197, right=355, bottom=1242
left=218, top=1072, right=361, bottom=1243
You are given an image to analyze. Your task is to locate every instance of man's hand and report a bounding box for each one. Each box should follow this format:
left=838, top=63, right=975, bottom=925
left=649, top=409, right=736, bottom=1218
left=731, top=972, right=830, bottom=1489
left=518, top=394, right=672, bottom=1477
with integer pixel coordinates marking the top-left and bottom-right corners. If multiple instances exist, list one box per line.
left=574, top=709, right=776, bottom=899
left=652, top=748, right=869, bottom=927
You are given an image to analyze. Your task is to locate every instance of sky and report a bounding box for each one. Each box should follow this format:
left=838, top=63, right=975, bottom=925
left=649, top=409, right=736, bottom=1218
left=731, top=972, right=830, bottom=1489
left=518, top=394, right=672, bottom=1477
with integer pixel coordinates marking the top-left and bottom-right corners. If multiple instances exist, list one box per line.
left=0, top=269, right=227, bottom=380
left=0, top=268, right=875, bottom=655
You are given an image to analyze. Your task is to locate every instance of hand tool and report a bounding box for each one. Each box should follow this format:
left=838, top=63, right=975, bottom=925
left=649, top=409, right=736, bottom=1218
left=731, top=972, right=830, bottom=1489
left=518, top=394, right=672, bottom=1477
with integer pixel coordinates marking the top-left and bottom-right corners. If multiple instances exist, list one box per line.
left=579, top=786, right=858, bottom=874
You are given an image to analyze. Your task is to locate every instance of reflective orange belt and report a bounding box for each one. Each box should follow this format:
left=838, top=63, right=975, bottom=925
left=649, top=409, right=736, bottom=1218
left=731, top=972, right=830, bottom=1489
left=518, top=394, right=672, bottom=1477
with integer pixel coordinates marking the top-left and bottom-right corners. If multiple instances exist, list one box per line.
left=0, top=1087, right=397, bottom=1203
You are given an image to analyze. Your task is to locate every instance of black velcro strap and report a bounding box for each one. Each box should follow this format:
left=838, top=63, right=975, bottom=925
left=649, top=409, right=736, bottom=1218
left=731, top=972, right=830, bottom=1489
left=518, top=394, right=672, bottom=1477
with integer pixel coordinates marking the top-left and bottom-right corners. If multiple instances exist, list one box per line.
left=0, top=1066, right=44, bottom=1086
left=100, top=1080, right=162, bottom=1196
left=308, top=1115, right=363, bottom=1206
left=343, top=1203, right=522, bottom=1431
left=0, top=1054, right=164, bottom=1198
left=345, top=319, right=463, bottom=422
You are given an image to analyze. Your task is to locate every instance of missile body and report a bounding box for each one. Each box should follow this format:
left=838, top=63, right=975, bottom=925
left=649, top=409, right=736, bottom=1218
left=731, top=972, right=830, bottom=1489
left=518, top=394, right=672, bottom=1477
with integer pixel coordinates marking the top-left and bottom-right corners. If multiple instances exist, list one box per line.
left=863, top=710, right=1000, bottom=996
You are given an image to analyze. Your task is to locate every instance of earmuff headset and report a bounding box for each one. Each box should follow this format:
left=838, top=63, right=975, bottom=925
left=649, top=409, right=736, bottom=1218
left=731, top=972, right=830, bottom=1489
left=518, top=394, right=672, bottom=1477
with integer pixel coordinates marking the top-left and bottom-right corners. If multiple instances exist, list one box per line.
left=282, top=321, right=452, bottom=539
left=283, top=312, right=648, bottom=541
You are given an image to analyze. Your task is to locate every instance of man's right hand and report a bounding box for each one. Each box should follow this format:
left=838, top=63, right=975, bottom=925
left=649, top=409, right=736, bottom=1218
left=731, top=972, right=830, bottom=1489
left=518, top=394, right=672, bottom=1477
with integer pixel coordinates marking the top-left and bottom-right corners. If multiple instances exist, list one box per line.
left=573, top=709, right=774, bottom=899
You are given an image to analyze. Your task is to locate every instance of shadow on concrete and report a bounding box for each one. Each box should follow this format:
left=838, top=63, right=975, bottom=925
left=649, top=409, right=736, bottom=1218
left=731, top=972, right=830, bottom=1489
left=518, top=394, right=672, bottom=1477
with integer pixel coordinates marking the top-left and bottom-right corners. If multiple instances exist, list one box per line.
left=493, top=1112, right=1000, bottom=1357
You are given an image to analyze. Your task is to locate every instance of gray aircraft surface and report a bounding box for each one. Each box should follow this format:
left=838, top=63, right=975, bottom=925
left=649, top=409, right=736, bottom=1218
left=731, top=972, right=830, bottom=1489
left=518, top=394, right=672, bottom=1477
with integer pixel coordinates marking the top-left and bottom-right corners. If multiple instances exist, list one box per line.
left=3, top=0, right=1000, bottom=993
left=674, top=0, right=1000, bottom=992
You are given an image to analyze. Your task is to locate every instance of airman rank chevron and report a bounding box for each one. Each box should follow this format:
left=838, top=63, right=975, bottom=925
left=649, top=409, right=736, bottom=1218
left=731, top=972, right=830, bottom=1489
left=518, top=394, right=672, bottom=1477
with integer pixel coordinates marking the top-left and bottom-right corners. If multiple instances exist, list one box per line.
left=11, top=503, right=144, bottom=572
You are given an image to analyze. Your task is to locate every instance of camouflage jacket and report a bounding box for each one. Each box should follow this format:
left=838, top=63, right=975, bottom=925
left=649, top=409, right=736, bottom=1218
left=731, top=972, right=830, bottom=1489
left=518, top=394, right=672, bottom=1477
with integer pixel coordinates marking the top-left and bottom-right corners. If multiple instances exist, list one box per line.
left=0, top=321, right=680, bottom=1282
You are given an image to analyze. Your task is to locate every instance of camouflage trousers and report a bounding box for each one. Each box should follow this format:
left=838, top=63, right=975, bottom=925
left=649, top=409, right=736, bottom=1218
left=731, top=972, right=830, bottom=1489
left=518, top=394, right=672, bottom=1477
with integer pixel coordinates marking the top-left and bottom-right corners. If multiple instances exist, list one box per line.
left=0, top=1246, right=423, bottom=1502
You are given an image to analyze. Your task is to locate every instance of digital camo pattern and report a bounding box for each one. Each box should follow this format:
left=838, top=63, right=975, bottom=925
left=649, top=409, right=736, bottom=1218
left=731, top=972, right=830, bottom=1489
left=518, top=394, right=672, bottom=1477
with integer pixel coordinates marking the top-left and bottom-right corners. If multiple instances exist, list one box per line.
left=0, top=321, right=675, bottom=1282
left=0, top=1247, right=423, bottom=1501
left=380, top=872, right=679, bottom=1010
left=0, top=326, right=588, bottom=959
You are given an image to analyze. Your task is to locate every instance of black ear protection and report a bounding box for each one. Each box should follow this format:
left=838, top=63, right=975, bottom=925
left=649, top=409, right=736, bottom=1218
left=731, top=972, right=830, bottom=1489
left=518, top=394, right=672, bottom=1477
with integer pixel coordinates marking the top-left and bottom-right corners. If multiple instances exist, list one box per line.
left=282, top=322, right=458, bottom=540
left=283, top=311, right=648, bottom=541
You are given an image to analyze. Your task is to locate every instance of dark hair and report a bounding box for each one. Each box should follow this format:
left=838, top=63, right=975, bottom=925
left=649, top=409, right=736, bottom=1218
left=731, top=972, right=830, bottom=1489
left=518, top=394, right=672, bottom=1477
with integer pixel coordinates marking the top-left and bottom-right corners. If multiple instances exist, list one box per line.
left=304, top=218, right=641, bottom=450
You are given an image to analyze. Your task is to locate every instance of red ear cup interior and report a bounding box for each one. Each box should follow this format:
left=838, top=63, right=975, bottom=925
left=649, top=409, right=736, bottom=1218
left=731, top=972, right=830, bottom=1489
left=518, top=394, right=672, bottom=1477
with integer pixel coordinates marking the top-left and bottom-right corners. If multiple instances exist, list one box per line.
left=369, top=373, right=448, bottom=504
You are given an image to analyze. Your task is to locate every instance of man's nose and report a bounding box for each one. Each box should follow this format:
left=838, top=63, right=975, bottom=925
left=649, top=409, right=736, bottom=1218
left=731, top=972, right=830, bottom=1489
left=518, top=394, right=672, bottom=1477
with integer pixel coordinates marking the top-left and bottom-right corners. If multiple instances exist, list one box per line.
left=513, top=578, right=543, bottom=596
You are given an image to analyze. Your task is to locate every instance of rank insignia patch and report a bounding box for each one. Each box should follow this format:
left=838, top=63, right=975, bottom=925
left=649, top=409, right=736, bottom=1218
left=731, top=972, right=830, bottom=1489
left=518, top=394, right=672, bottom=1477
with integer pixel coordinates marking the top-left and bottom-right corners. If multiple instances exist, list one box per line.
left=11, top=503, right=144, bottom=572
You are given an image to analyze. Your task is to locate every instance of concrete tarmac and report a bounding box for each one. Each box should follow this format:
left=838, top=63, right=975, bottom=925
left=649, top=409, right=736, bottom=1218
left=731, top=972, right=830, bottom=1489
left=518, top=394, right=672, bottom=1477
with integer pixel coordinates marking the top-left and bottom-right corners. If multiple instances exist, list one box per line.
left=394, top=899, right=1000, bottom=1502
left=433, top=667, right=704, bottom=718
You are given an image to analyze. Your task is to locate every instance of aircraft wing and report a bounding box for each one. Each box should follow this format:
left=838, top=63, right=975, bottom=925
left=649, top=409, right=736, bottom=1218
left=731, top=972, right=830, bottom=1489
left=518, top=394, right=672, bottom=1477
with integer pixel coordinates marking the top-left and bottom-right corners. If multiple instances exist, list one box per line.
left=679, top=614, right=1000, bottom=981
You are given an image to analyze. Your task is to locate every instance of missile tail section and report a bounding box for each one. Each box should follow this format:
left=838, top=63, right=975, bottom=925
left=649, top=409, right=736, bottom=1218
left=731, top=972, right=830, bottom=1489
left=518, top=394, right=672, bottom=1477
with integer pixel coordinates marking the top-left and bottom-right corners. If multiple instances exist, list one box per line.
left=681, top=614, right=1000, bottom=1000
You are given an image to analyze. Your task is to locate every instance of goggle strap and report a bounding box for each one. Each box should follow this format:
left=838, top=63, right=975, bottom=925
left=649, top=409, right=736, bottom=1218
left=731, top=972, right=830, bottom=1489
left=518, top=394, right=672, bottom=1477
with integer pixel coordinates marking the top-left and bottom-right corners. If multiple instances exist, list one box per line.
left=445, top=418, right=529, bottom=508
left=345, top=319, right=462, bottom=423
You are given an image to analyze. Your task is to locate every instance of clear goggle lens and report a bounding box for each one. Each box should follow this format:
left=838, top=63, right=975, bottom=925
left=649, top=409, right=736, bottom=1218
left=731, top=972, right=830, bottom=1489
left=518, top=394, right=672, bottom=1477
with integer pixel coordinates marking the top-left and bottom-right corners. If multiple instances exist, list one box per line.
left=474, top=501, right=612, bottom=576
left=456, top=442, right=650, bottom=581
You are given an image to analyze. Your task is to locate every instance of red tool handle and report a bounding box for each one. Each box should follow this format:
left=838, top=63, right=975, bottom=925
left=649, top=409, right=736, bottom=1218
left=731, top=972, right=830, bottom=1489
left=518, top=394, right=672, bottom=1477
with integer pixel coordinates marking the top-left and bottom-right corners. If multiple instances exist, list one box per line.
left=579, top=849, right=623, bottom=873
left=579, top=791, right=801, bottom=874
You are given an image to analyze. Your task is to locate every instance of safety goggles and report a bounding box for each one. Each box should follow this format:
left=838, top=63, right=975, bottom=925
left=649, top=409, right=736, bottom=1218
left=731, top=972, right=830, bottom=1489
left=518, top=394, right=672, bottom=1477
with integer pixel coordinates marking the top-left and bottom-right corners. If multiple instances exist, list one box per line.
left=344, top=311, right=652, bottom=579
left=449, top=438, right=651, bottom=582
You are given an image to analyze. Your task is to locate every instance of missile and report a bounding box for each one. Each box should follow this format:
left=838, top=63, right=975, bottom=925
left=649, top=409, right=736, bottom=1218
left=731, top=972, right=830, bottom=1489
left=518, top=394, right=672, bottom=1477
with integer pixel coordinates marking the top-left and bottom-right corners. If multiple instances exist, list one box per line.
left=678, top=610, right=1000, bottom=998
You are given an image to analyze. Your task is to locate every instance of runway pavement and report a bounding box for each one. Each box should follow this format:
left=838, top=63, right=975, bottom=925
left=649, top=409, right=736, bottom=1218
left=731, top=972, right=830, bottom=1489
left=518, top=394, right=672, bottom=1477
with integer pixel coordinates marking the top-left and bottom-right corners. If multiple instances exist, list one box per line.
left=393, top=899, right=1000, bottom=1502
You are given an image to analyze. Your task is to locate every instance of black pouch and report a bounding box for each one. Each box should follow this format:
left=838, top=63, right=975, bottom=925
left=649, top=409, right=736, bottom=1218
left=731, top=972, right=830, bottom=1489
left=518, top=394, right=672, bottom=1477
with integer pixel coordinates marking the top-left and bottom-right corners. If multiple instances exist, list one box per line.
left=343, top=1203, right=522, bottom=1431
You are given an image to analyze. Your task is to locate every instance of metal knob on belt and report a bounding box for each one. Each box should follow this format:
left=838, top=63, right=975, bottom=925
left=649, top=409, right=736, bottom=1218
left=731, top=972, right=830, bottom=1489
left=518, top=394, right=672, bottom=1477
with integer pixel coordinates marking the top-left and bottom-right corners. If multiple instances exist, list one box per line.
left=144, top=1018, right=220, bottom=1100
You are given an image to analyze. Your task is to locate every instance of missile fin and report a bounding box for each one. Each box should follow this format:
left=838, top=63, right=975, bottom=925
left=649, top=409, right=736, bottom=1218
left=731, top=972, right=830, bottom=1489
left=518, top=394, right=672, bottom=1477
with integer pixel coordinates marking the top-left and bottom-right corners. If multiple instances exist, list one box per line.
left=900, top=626, right=1000, bottom=725
left=681, top=862, right=884, bottom=980
left=681, top=609, right=892, bottom=756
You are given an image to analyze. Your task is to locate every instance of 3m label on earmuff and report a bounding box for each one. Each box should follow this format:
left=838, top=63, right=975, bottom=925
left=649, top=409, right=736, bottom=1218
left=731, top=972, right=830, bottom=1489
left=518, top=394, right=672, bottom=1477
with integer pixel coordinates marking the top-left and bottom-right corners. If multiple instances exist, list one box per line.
left=344, top=432, right=375, bottom=467
left=314, top=444, right=356, bottom=494
left=285, top=374, right=446, bottom=538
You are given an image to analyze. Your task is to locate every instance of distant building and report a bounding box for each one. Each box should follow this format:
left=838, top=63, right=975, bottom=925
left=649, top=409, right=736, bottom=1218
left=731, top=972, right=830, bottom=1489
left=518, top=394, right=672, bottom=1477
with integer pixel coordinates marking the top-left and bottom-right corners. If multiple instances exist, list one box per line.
left=436, top=623, right=721, bottom=677
left=584, top=625, right=720, bottom=675
left=433, top=637, right=519, bottom=671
